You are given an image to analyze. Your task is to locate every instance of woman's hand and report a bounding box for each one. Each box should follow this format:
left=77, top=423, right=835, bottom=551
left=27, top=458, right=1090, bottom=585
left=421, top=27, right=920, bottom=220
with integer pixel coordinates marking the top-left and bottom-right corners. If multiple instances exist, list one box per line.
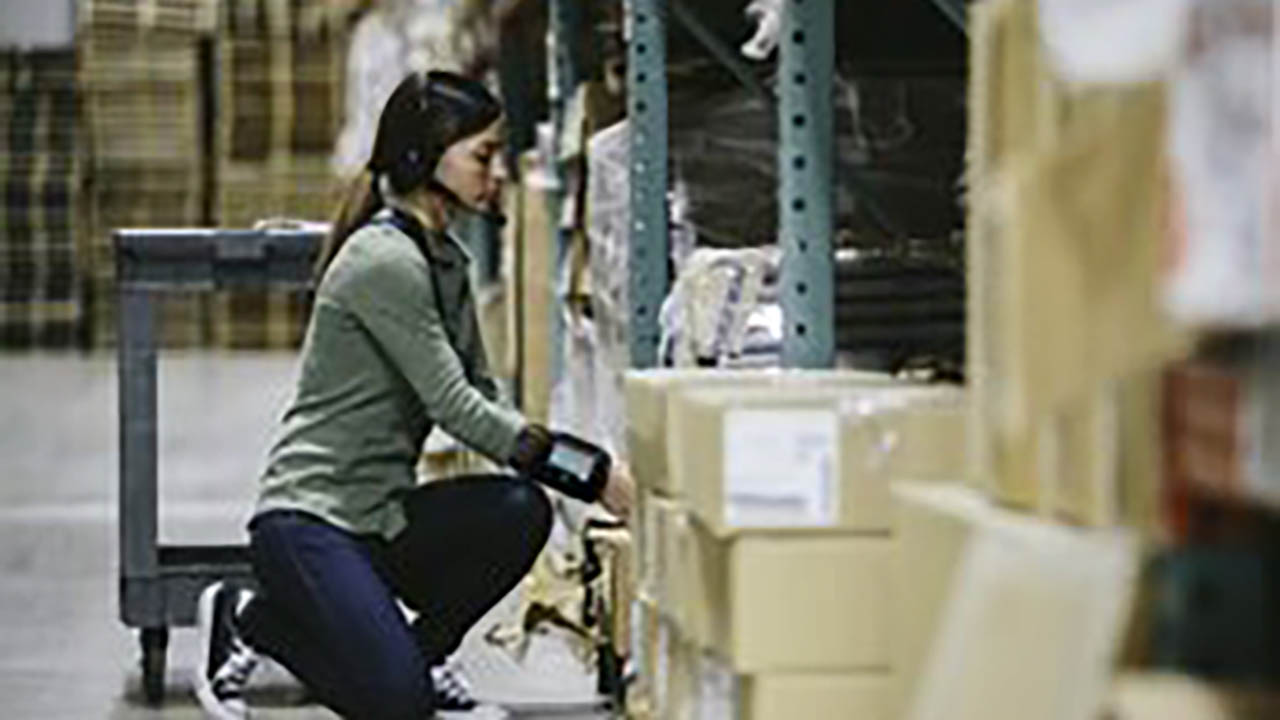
left=600, top=462, right=635, bottom=522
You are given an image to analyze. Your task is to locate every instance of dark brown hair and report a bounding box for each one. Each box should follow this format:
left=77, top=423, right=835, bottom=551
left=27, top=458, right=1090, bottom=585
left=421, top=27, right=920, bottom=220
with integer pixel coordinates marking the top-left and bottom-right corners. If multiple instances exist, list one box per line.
left=318, top=71, right=502, bottom=278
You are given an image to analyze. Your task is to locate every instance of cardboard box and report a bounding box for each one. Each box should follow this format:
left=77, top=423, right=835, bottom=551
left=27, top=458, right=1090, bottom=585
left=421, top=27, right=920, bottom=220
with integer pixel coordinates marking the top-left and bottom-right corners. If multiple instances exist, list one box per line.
left=967, top=0, right=1188, bottom=523
left=891, top=483, right=1138, bottom=720
left=890, top=484, right=989, bottom=718
left=646, top=619, right=892, bottom=720
left=680, top=518, right=892, bottom=673
left=513, top=154, right=557, bottom=423
left=1105, top=672, right=1280, bottom=720
left=737, top=672, right=891, bottom=720
left=638, top=494, right=692, bottom=631
left=671, top=385, right=965, bottom=535
left=623, top=369, right=897, bottom=497
left=627, top=598, right=661, bottom=718
left=653, top=621, right=698, bottom=720
left=978, top=371, right=1162, bottom=529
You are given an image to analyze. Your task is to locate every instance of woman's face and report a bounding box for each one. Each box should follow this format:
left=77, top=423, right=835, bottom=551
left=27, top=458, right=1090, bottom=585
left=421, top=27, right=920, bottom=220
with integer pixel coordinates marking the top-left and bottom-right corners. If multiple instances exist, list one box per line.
left=435, top=119, right=504, bottom=212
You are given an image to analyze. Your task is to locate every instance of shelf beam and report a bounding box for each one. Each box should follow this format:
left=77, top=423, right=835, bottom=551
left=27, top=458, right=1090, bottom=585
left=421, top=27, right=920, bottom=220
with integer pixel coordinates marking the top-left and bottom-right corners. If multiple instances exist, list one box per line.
left=670, top=0, right=775, bottom=107
left=927, top=0, right=968, bottom=34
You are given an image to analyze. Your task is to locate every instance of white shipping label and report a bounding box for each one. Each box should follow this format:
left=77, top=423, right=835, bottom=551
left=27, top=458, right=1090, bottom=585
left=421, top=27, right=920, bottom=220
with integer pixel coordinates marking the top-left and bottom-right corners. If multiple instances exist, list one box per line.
left=723, top=409, right=839, bottom=527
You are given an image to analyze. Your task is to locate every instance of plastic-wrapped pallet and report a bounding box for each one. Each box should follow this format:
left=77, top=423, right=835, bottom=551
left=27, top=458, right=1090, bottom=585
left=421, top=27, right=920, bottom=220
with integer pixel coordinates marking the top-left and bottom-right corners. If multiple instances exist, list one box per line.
left=579, top=119, right=634, bottom=457
left=658, top=246, right=779, bottom=369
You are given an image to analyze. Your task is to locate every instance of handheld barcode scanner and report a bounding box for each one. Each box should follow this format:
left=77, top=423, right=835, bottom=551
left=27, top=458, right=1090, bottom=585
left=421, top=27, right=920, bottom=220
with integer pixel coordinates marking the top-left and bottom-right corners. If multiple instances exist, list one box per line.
left=533, top=433, right=611, bottom=503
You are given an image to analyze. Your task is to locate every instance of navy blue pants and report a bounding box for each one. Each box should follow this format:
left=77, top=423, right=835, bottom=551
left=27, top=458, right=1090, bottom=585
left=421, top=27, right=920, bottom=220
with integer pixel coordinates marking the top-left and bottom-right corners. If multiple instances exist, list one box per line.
left=239, top=475, right=553, bottom=720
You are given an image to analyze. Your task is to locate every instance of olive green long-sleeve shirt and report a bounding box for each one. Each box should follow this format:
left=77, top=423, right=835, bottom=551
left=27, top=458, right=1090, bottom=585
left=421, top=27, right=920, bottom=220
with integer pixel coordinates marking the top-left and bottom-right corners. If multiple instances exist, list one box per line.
left=254, top=211, right=525, bottom=539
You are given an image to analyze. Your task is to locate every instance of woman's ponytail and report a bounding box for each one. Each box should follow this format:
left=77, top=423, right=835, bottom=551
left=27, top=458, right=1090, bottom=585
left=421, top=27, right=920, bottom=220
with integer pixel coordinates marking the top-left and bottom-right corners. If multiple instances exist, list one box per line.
left=317, top=169, right=381, bottom=280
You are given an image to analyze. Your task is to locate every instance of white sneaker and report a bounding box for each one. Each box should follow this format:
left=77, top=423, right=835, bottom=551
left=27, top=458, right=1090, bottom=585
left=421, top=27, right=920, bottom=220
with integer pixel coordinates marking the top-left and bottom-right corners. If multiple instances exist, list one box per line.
left=195, top=582, right=260, bottom=719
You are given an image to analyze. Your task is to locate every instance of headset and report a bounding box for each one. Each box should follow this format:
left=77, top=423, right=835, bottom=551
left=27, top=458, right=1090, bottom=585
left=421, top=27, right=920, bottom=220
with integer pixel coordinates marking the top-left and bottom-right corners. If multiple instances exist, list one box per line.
left=376, top=72, right=508, bottom=227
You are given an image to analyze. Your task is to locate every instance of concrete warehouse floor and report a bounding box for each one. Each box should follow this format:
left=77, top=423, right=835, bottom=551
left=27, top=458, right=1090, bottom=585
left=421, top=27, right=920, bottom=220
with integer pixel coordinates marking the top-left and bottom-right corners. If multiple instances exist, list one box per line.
left=0, top=351, right=611, bottom=719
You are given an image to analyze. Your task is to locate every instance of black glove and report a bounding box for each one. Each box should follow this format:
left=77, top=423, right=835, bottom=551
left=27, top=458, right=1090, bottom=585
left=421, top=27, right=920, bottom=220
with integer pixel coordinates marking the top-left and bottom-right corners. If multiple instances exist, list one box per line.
left=511, top=425, right=611, bottom=503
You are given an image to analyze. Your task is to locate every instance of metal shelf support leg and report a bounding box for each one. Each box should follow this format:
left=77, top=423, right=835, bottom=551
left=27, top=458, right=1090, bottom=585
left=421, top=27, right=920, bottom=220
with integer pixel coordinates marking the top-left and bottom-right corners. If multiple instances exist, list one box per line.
left=627, top=0, right=670, bottom=368
left=779, top=0, right=836, bottom=368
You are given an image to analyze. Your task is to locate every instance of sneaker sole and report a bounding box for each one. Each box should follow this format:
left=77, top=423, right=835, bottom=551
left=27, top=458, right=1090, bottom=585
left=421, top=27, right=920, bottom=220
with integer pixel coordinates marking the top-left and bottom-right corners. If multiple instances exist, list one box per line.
left=195, top=682, right=247, bottom=720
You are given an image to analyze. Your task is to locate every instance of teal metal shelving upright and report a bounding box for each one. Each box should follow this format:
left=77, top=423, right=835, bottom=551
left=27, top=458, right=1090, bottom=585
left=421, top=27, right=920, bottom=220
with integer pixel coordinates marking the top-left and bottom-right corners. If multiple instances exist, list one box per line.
left=625, top=0, right=671, bottom=369
left=623, top=0, right=838, bottom=369
left=778, top=0, right=836, bottom=368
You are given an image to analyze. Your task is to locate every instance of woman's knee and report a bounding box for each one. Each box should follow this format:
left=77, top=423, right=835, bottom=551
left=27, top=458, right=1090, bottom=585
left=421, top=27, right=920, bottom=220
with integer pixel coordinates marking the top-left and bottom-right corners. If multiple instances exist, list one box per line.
left=501, top=480, right=553, bottom=542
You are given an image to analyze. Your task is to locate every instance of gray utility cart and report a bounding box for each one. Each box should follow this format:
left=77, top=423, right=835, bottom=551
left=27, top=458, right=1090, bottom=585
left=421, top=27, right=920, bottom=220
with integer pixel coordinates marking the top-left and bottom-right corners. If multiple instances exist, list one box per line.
left=115, top=227, right=321, bottom=705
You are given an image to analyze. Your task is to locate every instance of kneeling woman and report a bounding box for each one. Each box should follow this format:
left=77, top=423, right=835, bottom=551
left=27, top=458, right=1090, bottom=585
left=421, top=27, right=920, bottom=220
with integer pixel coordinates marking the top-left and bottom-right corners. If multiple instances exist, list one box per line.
left=194, top=71, right=633, bottom=720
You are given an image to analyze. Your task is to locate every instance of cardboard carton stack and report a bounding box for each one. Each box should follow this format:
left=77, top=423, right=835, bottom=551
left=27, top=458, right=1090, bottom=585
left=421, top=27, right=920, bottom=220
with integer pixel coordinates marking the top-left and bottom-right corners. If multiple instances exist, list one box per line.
left=214, top=0, right=345, bottom=227
left=0, top=50, right=84, bottom=349
left=78, top=0, right=215, bottom=347
left=965, top=0, right=1187, bottom=530
left=622, top=369, right=966, bottom=720
left=208, top=0, right=348, bottom=349
left=900, top=1, right=1208, bottom=718
left=890, top=482, right=1138, bottom=720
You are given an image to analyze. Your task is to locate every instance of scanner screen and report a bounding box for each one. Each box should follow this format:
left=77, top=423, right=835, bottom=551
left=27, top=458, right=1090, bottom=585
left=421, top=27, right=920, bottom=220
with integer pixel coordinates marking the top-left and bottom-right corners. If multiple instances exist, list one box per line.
left=548, top=442, right=595, bottom=481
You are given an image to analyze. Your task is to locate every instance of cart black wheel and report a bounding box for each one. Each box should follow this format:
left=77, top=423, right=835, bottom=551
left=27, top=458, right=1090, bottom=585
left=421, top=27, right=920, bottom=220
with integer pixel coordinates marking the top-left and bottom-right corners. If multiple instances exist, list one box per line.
left=140, top=627, right=169, bottom=706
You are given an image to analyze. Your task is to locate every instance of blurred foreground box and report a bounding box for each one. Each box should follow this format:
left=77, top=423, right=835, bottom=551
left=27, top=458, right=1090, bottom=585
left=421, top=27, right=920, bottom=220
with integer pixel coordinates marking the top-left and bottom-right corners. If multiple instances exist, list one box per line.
left=892, top=482, right=1138, bottom=720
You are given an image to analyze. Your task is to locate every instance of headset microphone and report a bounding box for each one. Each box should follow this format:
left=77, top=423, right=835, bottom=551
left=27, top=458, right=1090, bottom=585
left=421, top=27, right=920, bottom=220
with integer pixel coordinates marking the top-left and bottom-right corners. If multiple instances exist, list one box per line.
left=428, top=173, right=508, bottom=228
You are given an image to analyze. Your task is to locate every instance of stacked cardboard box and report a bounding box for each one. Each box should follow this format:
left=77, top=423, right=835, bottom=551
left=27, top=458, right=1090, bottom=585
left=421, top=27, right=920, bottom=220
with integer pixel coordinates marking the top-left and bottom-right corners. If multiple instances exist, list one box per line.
left=509, top=154, right=557, bottom=422
left=78, top=0, right=212, bottom=347
left=965, top=0, right=1187, bottom=527
left=891, top=483, right=1138, bottom=720
left=209, top=0, right=349, bottom=349
left=215, top=0, right=345, bottom=226
left=79, top=0, right=217, bottom=35
left=0, top=50, right=84, bottom=349
left=623, top=369, right=966, bottom=720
